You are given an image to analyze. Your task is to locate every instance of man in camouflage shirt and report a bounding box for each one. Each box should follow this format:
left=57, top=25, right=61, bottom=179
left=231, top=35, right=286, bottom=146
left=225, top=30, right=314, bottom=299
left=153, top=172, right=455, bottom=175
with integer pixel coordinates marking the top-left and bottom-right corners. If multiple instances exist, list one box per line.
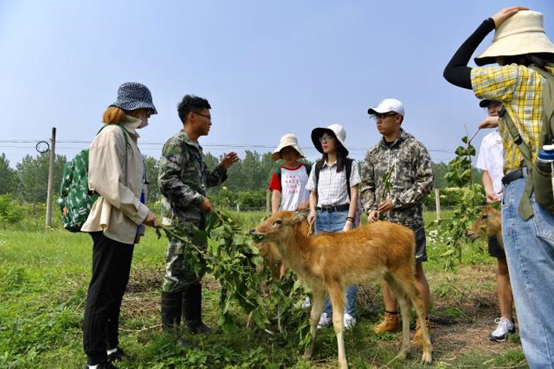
left=158, top=95, right=238, bottom=344
left=360, top=98, right=433, bottom=343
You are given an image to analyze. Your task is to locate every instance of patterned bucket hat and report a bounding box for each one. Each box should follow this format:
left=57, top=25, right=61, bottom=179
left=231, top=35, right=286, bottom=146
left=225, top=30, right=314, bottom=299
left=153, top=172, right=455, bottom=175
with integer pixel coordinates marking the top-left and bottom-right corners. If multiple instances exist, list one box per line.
left=110, top=82, right=158, bottom=114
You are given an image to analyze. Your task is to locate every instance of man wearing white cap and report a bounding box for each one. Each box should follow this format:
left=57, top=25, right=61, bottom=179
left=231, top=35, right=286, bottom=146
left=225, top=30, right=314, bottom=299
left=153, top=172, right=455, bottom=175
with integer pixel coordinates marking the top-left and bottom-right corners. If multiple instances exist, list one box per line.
left=444, top=7, right=554, bottom=366
left=360, top=98, right=434, bottom=345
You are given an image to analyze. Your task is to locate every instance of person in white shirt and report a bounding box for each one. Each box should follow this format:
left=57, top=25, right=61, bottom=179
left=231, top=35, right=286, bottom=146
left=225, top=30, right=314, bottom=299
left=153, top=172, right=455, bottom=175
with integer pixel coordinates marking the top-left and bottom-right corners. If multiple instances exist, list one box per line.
left=268, top=134, right=311, bottom=213
left=268, top=134, right=312, bottom=281
left=476, top=99, right=515, bottom=342
left=306, top=124, right=361, bottom=330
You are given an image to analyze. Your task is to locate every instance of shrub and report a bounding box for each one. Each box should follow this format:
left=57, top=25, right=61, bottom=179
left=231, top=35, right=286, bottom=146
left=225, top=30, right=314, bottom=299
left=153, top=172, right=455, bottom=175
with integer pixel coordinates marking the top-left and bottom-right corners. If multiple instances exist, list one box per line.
left=0, top=194, right=25, bottom=225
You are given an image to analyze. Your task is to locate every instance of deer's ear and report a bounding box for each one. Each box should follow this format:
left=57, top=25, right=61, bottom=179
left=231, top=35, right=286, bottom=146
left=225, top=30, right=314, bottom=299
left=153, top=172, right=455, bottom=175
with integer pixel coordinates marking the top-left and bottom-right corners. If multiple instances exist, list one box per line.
left=291, top=210, right=308, bottom=224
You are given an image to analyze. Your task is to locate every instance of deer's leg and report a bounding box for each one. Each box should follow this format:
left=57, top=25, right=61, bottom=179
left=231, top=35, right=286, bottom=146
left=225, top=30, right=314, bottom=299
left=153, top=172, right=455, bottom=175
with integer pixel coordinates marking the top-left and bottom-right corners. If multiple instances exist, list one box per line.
left=303, top=288, right=326, bottom=359
left=397, top=270, right=433, bottom=364
left=328, top=282, right=347, bottom=369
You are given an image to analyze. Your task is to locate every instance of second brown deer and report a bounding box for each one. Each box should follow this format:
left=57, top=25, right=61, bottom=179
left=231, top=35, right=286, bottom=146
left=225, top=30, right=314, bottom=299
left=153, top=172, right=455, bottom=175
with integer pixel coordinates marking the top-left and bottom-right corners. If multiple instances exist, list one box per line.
left=466, top=204, right=503, bottom=247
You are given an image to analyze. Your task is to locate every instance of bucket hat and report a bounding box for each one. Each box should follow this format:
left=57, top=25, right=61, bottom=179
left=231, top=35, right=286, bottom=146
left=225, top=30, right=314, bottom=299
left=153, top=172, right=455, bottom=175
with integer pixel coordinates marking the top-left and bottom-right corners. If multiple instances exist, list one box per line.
left=272, top=133, right=306, bottom=160
left=367, top=98, right=405, bottom=116
left=110, top=82, right=158, bottom=114
left=475, top=10, right=554, bottom=66
left=311, top=124, right=349, bottom=156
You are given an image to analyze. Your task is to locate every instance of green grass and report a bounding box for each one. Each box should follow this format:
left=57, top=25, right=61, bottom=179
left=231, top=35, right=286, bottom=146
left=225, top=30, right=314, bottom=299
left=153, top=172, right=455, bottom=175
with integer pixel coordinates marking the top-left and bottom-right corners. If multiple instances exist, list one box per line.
left=0, top=211, right=526, bottom=368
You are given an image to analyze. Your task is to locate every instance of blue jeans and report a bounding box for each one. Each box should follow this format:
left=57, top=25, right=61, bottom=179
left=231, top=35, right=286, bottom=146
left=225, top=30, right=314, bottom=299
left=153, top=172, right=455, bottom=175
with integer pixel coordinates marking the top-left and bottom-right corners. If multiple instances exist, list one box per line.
left=502, top=177, right=554, bottom=369
left=315, top=209, right=358, bottom=317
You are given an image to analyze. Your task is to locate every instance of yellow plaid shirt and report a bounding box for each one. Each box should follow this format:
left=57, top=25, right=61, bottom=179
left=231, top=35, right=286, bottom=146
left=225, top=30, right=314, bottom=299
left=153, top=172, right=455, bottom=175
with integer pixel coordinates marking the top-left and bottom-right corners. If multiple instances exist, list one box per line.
left=471, top=64, right=554, bottom=173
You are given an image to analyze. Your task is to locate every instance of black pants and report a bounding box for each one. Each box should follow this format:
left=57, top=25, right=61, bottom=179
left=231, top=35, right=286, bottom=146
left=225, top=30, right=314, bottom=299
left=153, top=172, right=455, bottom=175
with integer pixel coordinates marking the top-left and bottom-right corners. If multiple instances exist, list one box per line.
left=83, top=232, right=134, bottom=365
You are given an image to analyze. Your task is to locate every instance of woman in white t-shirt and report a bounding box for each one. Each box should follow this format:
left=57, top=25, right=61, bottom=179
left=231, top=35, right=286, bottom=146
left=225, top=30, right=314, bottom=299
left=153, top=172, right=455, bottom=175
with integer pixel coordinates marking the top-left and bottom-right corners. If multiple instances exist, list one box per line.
left=268, top=134, right=311, bottom=213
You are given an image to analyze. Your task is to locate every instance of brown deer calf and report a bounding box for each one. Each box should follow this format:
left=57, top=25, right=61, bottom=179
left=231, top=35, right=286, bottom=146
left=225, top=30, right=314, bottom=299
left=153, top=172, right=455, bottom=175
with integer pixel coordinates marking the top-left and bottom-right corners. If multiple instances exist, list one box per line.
left=250, top=211, right=432, bottom=369
left=466, top=205, right=503, bottom=247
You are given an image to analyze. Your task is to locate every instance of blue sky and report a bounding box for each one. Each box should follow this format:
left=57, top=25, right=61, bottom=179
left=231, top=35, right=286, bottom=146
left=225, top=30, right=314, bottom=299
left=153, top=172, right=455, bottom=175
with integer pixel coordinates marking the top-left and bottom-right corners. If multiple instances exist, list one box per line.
left=1, top=0, right=553, bottom=167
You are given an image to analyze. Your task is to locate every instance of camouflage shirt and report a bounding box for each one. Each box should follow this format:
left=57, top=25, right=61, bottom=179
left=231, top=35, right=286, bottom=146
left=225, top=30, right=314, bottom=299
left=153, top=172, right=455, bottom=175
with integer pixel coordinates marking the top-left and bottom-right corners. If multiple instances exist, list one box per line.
left=159, top=130, right=228, bottom=225
left=360, top=129, right=433, bottom=229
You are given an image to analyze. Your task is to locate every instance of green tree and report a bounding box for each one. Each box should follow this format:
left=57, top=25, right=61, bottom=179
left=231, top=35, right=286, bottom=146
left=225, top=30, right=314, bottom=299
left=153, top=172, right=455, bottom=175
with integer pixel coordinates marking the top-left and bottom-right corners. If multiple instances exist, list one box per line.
left=0, top=153, right=18, bottom=195
left=16, top=154, right=66, bottom=203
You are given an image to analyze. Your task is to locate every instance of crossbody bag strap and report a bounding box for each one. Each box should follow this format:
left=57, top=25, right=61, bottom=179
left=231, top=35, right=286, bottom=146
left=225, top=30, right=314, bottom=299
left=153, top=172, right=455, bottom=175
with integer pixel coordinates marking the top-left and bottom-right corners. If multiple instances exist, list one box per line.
left=530, top=65, right=554, bottom=146
left=500, top=108, right=533, bottom=168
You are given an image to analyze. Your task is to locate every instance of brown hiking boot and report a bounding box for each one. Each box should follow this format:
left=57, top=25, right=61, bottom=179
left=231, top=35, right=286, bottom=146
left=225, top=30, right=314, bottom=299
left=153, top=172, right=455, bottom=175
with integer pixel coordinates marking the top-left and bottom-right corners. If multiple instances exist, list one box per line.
left=373, top=312, right=401, bottom=333
left=413, top=318, right=431, bottom=346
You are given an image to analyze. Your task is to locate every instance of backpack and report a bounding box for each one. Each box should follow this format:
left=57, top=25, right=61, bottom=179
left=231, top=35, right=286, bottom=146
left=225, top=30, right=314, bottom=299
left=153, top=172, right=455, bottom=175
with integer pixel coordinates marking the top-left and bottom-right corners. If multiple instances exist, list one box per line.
left=314, top=158, right=363, bottom=226
left=58, top=125, right=129, bottom=232
left=501, top=65, right=554, bottom=219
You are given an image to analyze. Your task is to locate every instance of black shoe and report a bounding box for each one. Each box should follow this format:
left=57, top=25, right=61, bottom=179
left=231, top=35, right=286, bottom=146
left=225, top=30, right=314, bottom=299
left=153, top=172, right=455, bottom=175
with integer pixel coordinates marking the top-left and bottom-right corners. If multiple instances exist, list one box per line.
left=188, top=321, right=222, bottom=335
left=177, top=337, right=190, bottom=347
left=107, top=347, right=134, bottom=363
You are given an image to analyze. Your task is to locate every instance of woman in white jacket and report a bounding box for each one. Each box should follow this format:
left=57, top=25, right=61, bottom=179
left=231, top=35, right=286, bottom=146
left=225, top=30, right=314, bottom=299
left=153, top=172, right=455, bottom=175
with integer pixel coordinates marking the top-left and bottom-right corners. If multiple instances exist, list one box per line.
left=81, top=82, right=159, bottom=369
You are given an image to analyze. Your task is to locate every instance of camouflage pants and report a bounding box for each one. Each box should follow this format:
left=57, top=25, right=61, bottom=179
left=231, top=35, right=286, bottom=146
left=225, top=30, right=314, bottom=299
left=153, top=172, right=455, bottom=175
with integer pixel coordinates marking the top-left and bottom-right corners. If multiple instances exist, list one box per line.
left=162, top=221, right=207, bottom=293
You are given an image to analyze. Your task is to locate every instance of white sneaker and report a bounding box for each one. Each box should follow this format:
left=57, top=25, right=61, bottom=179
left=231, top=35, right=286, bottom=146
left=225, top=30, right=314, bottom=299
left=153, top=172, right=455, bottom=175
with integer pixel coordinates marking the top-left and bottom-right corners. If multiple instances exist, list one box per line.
left=490, top=317, right=515, bottom=342
left=301, top=296, right=311, bottom=309
left=317, top=312, right=332, bottom=329
left=344, top=313, right=357, bottom=330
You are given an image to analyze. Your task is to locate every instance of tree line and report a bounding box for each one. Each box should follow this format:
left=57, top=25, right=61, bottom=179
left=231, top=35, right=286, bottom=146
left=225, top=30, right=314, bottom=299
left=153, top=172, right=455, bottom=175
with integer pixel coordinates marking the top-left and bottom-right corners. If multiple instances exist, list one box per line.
left=0, top=152, right=479, bottom=208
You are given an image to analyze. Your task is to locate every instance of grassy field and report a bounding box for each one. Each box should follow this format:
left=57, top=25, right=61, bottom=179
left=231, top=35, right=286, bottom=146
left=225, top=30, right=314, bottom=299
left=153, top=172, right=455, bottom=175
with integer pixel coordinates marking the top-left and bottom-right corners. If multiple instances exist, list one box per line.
left=0, top=211, right=528, bottom=368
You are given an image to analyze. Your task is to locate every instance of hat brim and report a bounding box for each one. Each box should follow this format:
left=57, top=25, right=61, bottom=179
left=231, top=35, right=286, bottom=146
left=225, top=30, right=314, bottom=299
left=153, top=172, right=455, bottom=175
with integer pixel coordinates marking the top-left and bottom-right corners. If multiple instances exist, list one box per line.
left=475, top=32, right=554, bottom=66
left=479, top=99, right=494, bottom=108
left=367, top=107, right=392, bottom=115
left=271, top=144, right=305, bottom=161
left=310, top=128, right=349, bottom=156
left=110, top=102, right=158, bottom=115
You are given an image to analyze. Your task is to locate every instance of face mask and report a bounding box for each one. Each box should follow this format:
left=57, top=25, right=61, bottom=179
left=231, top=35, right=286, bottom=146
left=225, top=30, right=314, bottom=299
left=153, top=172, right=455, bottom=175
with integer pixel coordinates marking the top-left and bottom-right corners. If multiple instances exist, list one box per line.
left=138, top=116, right=149, bottom=129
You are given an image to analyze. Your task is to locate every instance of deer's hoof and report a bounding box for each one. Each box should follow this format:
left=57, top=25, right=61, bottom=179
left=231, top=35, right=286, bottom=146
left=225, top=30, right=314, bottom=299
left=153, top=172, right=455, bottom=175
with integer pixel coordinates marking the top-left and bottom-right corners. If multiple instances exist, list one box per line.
left=421, top=351, right=432, bottom=364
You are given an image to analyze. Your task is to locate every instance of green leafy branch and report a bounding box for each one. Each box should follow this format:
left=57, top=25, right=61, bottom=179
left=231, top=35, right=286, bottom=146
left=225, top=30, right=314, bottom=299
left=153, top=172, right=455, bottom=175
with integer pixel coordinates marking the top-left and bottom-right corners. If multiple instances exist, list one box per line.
left=156, top=210, right=310, bottom=349
left=434, top=129, right=484, bottom=270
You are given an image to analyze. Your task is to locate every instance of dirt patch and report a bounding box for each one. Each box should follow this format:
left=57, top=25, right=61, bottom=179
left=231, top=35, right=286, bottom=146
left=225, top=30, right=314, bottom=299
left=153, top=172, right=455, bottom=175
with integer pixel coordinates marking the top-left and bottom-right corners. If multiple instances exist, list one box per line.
left=122, top=271, right=221, bottom=322
left=357, top=263, right=523, bottom=364
left=127, top=267, right=163, bottom=292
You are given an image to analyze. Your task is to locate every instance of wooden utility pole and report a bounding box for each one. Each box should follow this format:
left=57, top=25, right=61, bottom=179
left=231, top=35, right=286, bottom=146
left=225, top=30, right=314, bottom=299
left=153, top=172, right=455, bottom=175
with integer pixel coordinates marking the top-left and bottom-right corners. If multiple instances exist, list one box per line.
left=45, top=127, right=56, bottom=227
left=435, top=188, right=441, bottom=221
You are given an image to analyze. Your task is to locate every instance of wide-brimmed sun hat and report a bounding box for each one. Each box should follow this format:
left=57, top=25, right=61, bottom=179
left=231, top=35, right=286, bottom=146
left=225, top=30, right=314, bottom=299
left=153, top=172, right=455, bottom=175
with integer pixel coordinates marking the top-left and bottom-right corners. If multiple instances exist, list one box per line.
left=110, top=82, right=158, bottom=114
left=311, top=124, right=349, bottom=156
left=475, top=10, right=554, bottom=66
left=271, top=133, right=305, bottom=160
left=367, top=98, right=405, bottom=116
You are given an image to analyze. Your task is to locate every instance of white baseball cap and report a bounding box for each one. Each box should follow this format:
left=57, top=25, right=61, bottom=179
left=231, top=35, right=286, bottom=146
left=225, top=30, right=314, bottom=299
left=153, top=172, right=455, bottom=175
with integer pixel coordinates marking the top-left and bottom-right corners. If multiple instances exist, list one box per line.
left=367, top=98, right=405, bottom=116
